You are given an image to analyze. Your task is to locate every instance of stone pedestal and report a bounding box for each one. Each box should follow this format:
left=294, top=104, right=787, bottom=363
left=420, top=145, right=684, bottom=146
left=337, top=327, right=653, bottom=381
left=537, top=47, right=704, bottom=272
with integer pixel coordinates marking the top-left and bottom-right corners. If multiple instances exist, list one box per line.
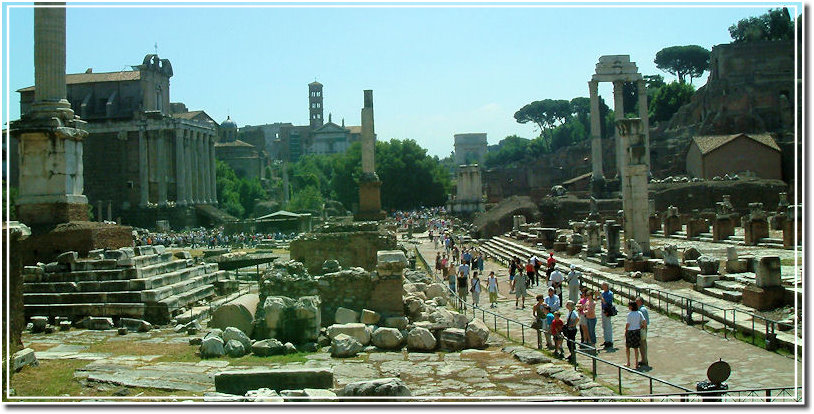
left=743, top=217, right=769, bottom=245
left=648, top=215, right=660, bottom=234
left=624, top=259, right=648, bottom=272
left=742, top=285, right=785, bottom=311
left=755, top=256, right=781, bottom=288
left=663, top=215, right=681, bottom=236
left=538, top=228, right=557, bottom=249
left=687, top=217, right=709, bottom=239
left=783, top=218, right=801, bottom=249
left=603, top=220, right=621, bottom=261
left=585, top=221, right=602, bottom=255
left=371, top=250, right=407, bottom=317
left=3, top=222, right=30, bottom=354
left=712, top=215, right=735, bottom=241
left=653, top=264, right=682, bottom=282
left=355, top=178, right=385, bottom=221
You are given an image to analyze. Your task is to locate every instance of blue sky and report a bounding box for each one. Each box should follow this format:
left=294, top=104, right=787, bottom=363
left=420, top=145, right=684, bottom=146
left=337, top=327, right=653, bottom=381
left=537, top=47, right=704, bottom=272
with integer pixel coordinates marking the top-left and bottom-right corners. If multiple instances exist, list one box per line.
left=2, top=2, right=802, bottom=157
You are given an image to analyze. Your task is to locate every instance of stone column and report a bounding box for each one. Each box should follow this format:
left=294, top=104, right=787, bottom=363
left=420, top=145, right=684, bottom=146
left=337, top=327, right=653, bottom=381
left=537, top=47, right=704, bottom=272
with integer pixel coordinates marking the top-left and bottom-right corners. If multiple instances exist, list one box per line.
left=97, top=200, right=103, bottom=222
left=138, top=128, right=149, bottom=207
left=31, top=5, right=72, bottom=118
left=192, top=131, right=201, bottom=204
left=637, top=79, right=650, bottom=174
left=355, top=89, right=384, bottom=221
left=157, top=130, right=168, bottom=206
left=197, top=132, right=207, bottom=204
left=185, top=131, right=195, bottom=205
left=613, top=80, right=626, bottom=180
left=361, top=90, right=375, bottom=175
left=175, top=128, right=187, bottom=206
left=107, top=200, right=112, bottom=221
left=617, top=118, right=650, bottom=255
left=209, top=134, right=217, bottom=204
left=589, top=80, right=603, bottom=180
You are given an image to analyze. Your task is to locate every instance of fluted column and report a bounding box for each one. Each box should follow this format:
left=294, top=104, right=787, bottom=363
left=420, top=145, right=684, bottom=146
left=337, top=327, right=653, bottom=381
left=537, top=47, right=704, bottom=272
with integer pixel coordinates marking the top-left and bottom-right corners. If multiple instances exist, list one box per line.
left=197, top=132, right=206, bottom=204
left=138, top=128, right=149, bottom=207
left=209, top=134, right=217, bottom=204
left=589, top=80, right=603, bottom=180
left=637, top=79, right=651, bottom=174
left=157, top=130, right=168, bottom=206
left=184, top=131, right=194, bottom=205
left=192, top=131, right=201, bottom=204
left=175, top=128, right=187, bottom=206
left=613, top=80, right=626, bottom=180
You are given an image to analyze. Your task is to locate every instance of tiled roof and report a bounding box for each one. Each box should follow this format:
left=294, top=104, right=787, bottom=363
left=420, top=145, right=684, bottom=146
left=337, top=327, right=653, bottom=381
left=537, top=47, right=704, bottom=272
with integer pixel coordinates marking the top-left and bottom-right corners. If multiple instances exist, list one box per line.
left=215, top=139, right=255, bottom=148
left=17, top=71, right=141, bottom=92
left=172, top=111, right=205, bottom=120
left=693, top=133, right=780, bottom=155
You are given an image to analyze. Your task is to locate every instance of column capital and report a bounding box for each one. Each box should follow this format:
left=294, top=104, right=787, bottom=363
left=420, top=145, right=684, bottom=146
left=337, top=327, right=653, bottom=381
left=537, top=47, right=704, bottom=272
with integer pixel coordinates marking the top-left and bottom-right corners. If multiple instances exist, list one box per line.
left=588, top=80, right=599, bottom=94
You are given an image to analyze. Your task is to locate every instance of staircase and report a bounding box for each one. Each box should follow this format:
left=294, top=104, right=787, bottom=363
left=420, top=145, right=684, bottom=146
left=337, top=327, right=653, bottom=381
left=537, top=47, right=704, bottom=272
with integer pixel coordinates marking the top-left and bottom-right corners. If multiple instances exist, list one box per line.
left=22, top=245, right=226, bottom=324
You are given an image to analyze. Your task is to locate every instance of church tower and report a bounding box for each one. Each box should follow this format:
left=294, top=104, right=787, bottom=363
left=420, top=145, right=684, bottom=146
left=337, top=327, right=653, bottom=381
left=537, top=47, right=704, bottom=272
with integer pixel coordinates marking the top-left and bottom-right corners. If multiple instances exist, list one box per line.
left=309, top=81, right=323, bottom=128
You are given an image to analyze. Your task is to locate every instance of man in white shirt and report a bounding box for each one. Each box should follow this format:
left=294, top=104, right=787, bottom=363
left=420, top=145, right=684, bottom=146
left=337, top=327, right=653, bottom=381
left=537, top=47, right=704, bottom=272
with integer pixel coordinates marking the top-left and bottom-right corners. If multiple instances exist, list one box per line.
left=636, top=296, right=650, bottom=367
left=549, top=267, right=564, bottom=305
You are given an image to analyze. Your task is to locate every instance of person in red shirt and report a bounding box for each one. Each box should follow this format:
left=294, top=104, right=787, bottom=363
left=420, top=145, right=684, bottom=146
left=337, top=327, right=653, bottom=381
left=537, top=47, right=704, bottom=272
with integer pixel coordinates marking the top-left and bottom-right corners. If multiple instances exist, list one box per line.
left=551, top=311, right=564, bottom=359
left=546, top=252, right=556, bottom=283
left=525, top=261, right=535, bottom=289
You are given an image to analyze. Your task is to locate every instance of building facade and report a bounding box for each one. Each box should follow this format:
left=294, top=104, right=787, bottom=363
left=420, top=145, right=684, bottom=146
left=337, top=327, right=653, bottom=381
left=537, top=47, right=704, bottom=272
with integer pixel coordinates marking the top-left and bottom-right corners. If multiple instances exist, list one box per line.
left=454, top=133, right=488, bottom=165
left=686, top=133, right=782, bottom=180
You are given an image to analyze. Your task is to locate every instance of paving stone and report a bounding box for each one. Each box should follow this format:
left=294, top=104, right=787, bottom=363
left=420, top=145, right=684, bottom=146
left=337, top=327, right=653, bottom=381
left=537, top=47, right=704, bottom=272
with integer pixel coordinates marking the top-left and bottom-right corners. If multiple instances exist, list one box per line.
left=536, top=363, right=565, bottom=377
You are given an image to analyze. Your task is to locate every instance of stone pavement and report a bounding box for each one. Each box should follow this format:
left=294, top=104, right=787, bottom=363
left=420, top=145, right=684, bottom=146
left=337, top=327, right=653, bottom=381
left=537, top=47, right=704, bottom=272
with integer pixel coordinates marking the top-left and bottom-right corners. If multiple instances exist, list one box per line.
left=416, top=236, right=803, bottom=396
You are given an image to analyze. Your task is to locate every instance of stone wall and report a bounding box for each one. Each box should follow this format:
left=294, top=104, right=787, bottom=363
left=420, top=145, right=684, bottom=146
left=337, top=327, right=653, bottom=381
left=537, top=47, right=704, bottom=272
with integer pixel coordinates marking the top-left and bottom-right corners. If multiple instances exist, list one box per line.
left=289, top=224, right=396, bottom=275
left=650, top=178, right=787, bottom=214
left=21, top=221, right=133, bottom=265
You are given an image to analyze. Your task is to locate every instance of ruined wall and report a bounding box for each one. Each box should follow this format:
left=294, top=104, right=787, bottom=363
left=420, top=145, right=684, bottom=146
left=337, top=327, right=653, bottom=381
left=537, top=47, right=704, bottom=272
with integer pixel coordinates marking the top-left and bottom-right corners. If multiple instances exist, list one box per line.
left=289, top=224, right=396, bottom=275
left=698, top=138, right=782, bottom=180
left=650, top=178, right=787, bottom=214
left=473, top=195, right=540, bottom=238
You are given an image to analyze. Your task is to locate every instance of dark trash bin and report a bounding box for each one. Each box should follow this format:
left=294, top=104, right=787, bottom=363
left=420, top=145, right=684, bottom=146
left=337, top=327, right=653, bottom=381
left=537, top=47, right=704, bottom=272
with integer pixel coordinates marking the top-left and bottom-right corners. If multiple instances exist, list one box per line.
left=696, top=380, right=728, bottom=402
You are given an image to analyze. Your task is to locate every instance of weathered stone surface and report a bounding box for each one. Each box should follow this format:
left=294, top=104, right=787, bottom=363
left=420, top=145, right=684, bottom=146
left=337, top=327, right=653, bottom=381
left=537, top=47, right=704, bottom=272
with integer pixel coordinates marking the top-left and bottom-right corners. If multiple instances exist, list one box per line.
left=360, top=309, right=381, bottom=325
left=371, top=327, right=404, bottom=350
left=406, top=327, right=436, bottom=352
left=683, top=247, right=701, bottom=262
left=119, top=318, right=152, bottom=333
left=262, top=295, right=321, bottom=344
left=335, top=307, right=359, bottom=324
left=376, top=250, right=408, bottom=274
left=513, top=349, right=551, bottom=365
left=12, top=348, right=38, bottom=372
left=210, top=294, right=260, bottom=337
left=223, top=327, right=252, bottom=352
left=424, top=283, right=447, bottom=300
left=204, top=329, right=223, bottom=340
left=662, top=244, right=680, bottom=266
left=726, top=246, right=739, bottom=261
left=79, top=316, right=114, bottom=330
left=337, top=378, right=412, bottom=398
left=464, top=318, right=489, bottom=349
left=201, top=336, right=225, bottom=358
left=30, top=316, right=48, bottom=333
left=189, top=337, right=203, bottom=346
left=284, top=342, right=297, bottom=354
left=536, top=363, right=565, bottom=377
left=203, top=392, right=246, bottom=402
left=252, top=338, right=286, bottom=357
left=56, top=251, right=78, bottom=264
left=225, top=339, right=247, bottom=357
left=214, top=368, right=334, bottom=395
left=696, top=274, right=720, bottom=289
left=580, top=386, right=615, bottom=397
left=174, top=251, right=192, bottom=260
left=117, top=327, right=128, bottom=335
left=756, top=256, right=781, bottom=288
left=59, top=320, right=72, bottom=331
left=302, top=388, right=338, bottom=402
left=439, top=328, right=466, bottom=351
left=330, top=333, right=364, bottom=358
left=326, top=323, right=370, bottom=346
left=697, top=256, right=720, bottom=275
left=552, top=369, right=587, bottom=385
left=245, top=388, right=284, bottom=402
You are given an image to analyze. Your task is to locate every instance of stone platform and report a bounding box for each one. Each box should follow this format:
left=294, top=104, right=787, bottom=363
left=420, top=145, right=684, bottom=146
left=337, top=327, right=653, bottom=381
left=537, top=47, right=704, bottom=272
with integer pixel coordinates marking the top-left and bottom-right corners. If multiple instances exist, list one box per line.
left=22, top=245, right=226, bottom=324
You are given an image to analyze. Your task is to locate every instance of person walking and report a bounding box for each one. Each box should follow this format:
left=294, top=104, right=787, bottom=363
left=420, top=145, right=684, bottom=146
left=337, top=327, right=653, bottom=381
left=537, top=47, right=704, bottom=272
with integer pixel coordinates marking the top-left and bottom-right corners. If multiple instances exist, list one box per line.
left=567, top=264, right=582, bottom=304
left=529, top=254, right=540, bottom=287
left=532, top=295, right=547, bottom=349
left=446, top=261, right=456, bottom=295
left=584, top=289, right=599, bottom=349
left=549, top=266, right=564, bottom=305
left=477, top=252, right=484, bottom=273
left=600, top=282, right=616, bottom=349
left=564, top=300, right=580, bottom=363
left=514, top=268, right=527, bottom=309
left=435, top=252, right=442, bottom=276
left=509, top=257, right=518, bottom=294
left=636, top=296, right=650, bottom=367
left=457, top=262, right=469, bottom=303
left=487, top=271, right=498, bottom=308
left=470, top=271, right=482, bottom=307
left=625, top=300, right=647, bottom=369
left=525, top=260, right=535, bottom=290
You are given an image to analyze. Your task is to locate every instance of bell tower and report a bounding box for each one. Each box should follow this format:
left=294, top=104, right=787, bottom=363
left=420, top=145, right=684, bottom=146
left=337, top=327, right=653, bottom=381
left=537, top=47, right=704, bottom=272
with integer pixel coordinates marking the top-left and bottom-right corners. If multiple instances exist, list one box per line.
left=308, top=81, right=323, bottom=128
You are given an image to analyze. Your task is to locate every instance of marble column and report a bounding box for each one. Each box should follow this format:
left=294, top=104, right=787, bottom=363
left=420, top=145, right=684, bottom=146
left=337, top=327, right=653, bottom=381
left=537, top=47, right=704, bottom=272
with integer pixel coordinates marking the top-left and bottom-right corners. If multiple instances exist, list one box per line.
left=175, top=128, right=187, bottom=206
left=157, top=130, right=168, bottom=206
left=202, top=134, right=211, bottom=204
left=209, top=134, right=217, bottom=204
left=361, top=90, right=375, bottom=175
left=197, top=132, right=206, bottom=204
left=185, top=131, right=195, bottom=205
left=138, top=128, right=149, bottom=207
left=31, top=5, right=72, bottom=118
left=618, top=118, right=650, bottom=255
left=637, top=79, right=650, bottom=174
left=589, top=80, right=603, bottom=180
left=613, top=80, right=626, bottom=180
left=192, top=131, right=201, bottom=204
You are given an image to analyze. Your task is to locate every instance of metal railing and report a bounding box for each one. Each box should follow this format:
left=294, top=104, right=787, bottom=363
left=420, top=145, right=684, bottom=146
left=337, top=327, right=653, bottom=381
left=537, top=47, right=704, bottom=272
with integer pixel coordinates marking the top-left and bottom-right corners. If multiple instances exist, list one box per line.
left=637, top=386, right=802, bottom=403
left=478, top=237, right=797, bottom=354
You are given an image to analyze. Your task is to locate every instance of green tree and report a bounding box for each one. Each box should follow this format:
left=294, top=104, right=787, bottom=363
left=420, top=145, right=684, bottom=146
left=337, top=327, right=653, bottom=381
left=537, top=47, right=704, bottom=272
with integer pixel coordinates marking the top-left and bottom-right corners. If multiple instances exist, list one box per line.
left=376, top=139, right=450, bottom=210
left=648, top=81, right=696, bottom=123
left=215, top=161, right=245, bottom=218
left=514, top=99, right=571, bottom=150
left=483, top=135, right=530, bottom=168
left=286, top=185, right=324, bottom=213
left=569, top=97, right=591, bottom=132
left=654, top=45, right=711, bottom=84
left=729, top=8, right=794, bottom=42
left=550, top=118, right=587, bottom=152
left=238, top=178, right=267, bottom=218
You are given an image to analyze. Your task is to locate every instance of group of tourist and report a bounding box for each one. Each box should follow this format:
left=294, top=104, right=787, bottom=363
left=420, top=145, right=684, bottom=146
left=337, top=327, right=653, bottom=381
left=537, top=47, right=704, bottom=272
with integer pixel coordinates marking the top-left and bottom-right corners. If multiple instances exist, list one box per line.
left=434, top=246, right=497, bottom=309
left=135, top=227, right=297, bottom=249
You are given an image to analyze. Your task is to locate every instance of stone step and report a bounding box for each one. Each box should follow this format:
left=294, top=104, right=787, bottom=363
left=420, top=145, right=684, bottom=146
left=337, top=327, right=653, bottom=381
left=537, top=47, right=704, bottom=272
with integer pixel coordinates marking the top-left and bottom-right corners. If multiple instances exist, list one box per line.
left=729, top=236, right=745, bottom=242
left=39, top=268, right=136, bottom=283
left=24, top=302, right=147, bottom=320
left=134, top=258, right=189, bottom=279
left=713, top=280, right=745, bottom=291
left=72, top=259, right=119, bottom=271
left=23, top=290, right=144, bottom=305
left=129, top=252, right=176, bottom=269
left=140, top=271, right=223, bottom=303
left=144, top=284, right=217, bottom=324
left=128, top=264, right=214, bottom=291
left=700, top=287, right=743, bottom=303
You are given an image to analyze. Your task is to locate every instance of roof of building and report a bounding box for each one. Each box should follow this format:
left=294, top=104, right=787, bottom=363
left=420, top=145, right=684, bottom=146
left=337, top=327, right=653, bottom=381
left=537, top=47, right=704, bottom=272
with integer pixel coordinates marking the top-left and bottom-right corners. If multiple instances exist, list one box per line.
left=346, top=126, right=362, bottom=134
left=221, top=116, right=237, bottom=130
left=256, top=210, right=309, bottom=220
left=172, top=110, right=218, bottom=125
left=215, top=139, right=255, bottom=148
left=17, top=71, right=141, bottom=92
left=309, top=81, right=323, bottom=87
left=693, top=133, right=780, bottom=155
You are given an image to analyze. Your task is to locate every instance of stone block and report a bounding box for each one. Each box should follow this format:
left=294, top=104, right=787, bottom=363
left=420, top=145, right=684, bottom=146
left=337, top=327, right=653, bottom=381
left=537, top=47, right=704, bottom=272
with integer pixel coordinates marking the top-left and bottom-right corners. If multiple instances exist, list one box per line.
left=407, top=327, right=436, bottom=351
left=335, top=307, right=359, bottom=324
left=465, top=318, right=489, bottom=349
left=252, top=339, right=286, bottom=357
left=741, top=285, right=785, bottom=311
left=683, top=247, right=701, bottom=262
left=79, top=316, right=114, bottom=330
left=174, top=251, right=192, bottom=260
left=726, top=260, right=748, bottom=273
left=696, top=275, right=720, bottom=289
left=59, top=320, right=72, bottom=331
left=12, top=348, right=38, bottom=372
left=439, top=328, right=466, bottom=351
left=201, top=336, right=225, bottom=358
left=697, top=256, right=720, bottom=275
left=245, top=388, right=284, bottom=402
left=383, top=316, right=408, bottom=330
left=135, top=246, right=154, bottom=256
left=337, top=378, right=412, bottom=399
left=56, top=251, right=78, bottom=265
left=653, top=265, right=681, bottom=282
left=119, top=317, right=152, bottom=332
left=223, top=326, right=252, bottom=352
left=326, top=323, right=370, bottom=346
left=755, top=256, right=781, bottom=288
left=331, top=334, right=364, bottom=358
left=30, top=316, right=48, bottom=333
left=214, top=368, right=334, bottom=396
left=361, top=309, right=381, bottom=325
left=371, top=327, right=405, bottom=350
left=225, top=340, right=247, bottom=357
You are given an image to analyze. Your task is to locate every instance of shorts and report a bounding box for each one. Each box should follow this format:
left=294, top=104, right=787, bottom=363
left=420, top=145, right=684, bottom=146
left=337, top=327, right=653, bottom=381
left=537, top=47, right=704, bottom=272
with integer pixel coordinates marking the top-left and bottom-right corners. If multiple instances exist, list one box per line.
left=579, top=315, right=588, bottom=326
left=625, top=329, right=641, bottom=348
left=554, top=332, right=564, bottom=341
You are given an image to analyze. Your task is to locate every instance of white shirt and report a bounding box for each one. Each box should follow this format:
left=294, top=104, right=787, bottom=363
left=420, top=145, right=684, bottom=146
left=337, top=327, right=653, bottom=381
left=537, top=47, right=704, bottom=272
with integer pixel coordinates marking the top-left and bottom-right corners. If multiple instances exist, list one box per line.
left=487, top=277, right=498, bottom=292
left=627, top=310, right=645, bottom=330
left=549, top=270, right=564, bottom=287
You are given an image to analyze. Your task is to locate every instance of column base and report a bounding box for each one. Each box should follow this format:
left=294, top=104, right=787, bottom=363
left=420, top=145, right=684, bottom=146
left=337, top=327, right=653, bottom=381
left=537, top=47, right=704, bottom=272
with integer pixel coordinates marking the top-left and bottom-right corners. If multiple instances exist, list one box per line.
left=355, top=180, right=385, bottom=221
left=17, top=198, right=89, bottom=228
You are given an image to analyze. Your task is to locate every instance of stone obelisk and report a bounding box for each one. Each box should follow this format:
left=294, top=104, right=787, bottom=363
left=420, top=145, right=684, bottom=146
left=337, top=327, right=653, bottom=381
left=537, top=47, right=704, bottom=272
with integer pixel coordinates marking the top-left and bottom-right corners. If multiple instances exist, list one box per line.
left=12, top=3, right=88, bottom=228
left=354, top=90, right=385, bottom=221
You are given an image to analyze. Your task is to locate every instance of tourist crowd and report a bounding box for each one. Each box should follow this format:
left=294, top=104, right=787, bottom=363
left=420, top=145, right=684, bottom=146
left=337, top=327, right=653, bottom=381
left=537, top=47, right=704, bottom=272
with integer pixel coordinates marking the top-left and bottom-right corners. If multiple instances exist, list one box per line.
left=135, top=227, right=298, bottom=249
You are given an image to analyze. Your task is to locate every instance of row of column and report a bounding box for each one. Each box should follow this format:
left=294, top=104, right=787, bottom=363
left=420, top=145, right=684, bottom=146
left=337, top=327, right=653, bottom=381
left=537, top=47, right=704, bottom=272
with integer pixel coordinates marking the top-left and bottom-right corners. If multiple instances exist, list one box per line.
left=138, top=127, right=217, bottom=208
left=588, top=78, right=650, bottom=182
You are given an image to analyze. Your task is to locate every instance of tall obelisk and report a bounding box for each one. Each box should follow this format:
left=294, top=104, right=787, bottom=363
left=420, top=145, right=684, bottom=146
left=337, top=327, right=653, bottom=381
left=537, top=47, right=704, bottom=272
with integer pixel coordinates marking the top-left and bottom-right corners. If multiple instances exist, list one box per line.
left=354, top=90, right=385, bottom=221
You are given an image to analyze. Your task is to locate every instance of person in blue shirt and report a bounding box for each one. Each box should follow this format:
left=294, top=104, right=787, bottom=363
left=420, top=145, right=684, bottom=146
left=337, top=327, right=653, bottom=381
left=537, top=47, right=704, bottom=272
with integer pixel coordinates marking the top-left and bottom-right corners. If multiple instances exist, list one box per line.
left=600, top=282, right=615, bottom=349
left=544, top=287, right=561, bottom=312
